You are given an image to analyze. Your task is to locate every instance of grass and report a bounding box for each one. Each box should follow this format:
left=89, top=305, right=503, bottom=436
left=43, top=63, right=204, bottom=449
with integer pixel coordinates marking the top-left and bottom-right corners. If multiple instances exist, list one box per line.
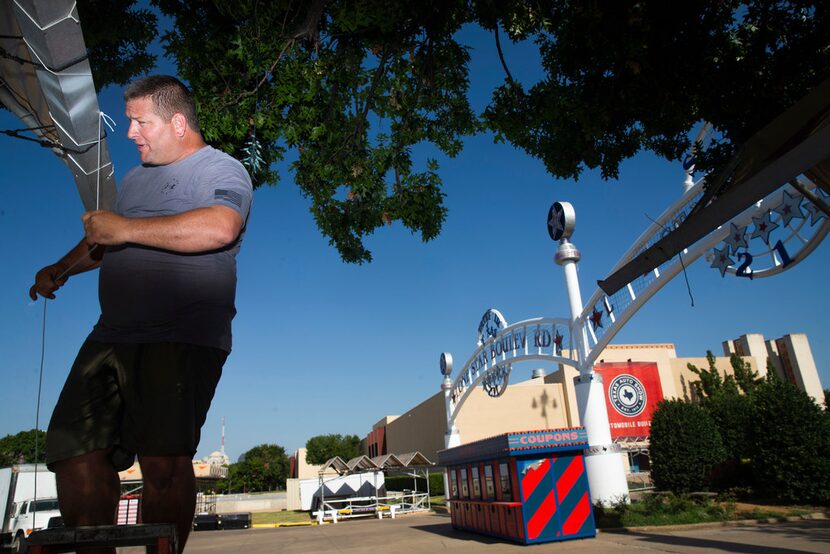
left=593, top=492, right=827, bottom=529
left=252, top=510, right=314, bottom=525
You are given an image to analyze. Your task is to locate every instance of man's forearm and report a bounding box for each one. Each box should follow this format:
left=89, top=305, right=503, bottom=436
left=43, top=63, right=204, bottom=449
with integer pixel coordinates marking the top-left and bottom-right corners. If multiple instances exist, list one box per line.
left=29, top=238, right=101, bottom=300
left=56, top=239, right=103, bottom=276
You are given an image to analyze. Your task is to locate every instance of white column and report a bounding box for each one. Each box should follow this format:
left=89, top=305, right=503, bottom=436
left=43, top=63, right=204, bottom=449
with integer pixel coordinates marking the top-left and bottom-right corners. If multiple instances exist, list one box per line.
left=441, top=375, right=460, bottom=502
left=574, top=373, right=630, bottom=505
left=556, top=238, right=630, bottom=506
left=442, top=375, right=461, bottom=448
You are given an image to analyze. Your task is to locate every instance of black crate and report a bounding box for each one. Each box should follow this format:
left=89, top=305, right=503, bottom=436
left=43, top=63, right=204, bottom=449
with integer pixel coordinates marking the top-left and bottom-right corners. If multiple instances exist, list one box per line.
left=218, top=512, right=251, bottom=530
left=192, top=513, right=220, bottom=531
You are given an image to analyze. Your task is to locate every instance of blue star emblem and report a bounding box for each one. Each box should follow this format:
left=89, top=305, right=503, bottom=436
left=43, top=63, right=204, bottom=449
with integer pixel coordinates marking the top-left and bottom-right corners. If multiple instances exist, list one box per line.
left=548, top=203, right=565, bottom=241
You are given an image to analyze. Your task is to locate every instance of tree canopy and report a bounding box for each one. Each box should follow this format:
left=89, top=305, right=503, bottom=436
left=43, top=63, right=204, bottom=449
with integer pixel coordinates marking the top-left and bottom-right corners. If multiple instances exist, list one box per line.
left=0, top=429, right=46, bottom=466
left=228, top=443, right=289, bottom=492
left=305, top=433, right=362, bottom=464
left=64, top=0, right=830, bottom=262
left=651, top=364, right=830, bottom=502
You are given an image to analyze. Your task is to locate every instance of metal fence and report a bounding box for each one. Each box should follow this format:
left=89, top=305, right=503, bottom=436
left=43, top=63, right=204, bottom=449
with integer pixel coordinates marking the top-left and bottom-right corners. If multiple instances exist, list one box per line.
left=313, top=492, right=430, bottom=523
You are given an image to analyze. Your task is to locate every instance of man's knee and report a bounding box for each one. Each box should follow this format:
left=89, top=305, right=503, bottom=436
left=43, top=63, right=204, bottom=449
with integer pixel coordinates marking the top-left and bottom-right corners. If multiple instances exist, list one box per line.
left=53, top=450, right=119, bottom=525
left=54, top=449, right=117, bottom=491
left=140, top=455, right=194, bottom=492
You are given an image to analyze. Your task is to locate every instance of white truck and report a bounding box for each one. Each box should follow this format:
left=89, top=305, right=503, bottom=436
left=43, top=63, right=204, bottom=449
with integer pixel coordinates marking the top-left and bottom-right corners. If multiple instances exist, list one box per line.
left=0, top=465, right=61, bottom=553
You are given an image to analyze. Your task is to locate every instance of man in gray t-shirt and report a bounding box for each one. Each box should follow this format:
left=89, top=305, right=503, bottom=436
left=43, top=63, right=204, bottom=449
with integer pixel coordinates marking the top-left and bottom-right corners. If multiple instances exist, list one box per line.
left=29, top=75, right=251, bottom=554
left=91, top=144, right=250, bottom=352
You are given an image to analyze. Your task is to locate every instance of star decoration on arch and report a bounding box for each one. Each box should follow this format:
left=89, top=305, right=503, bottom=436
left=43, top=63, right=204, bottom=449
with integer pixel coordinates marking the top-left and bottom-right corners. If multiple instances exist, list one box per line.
left=723, top=222, right=748, bottom=254
left=589, top=307, right=603, bottom=330
left=553, top=329, right=564, bottom=355
left=774, top=190, right=804, bottom=227
left=710, top=246, right=734, bottom=277
left=750, top=210, right=779, bottom=244
left=803, top=198, right=827, bottom=226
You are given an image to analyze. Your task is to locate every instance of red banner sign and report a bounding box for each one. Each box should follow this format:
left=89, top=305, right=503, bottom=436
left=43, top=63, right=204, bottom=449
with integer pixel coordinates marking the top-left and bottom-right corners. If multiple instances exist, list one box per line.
left=594, top=362, right=664, bottom=440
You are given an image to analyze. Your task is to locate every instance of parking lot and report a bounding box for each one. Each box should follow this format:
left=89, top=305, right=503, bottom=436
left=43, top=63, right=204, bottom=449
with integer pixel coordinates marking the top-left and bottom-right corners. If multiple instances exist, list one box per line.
left=176, top=512, right=830, bottom=553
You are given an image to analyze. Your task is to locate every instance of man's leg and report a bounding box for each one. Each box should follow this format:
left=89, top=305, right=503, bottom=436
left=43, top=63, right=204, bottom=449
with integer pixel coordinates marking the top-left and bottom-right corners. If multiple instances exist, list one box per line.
left=139, top=454, right=196, bottom=554
left=53, top=449, right=120, bottom=554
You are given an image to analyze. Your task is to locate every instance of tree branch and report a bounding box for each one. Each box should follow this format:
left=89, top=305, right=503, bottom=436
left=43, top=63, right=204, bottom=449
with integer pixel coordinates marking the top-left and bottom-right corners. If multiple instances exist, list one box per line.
left=354, top=47, right=390, bottom=139
left=494, top=21, right=515, bottom=84
left=292, top=0, right=327, bottom=45
left=220, top=38, right=296, bottom=108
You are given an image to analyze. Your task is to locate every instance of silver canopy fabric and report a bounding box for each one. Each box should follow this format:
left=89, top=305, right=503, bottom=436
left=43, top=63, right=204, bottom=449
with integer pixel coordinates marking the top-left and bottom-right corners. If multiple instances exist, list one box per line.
left=0, top=0, right=117, bottom=211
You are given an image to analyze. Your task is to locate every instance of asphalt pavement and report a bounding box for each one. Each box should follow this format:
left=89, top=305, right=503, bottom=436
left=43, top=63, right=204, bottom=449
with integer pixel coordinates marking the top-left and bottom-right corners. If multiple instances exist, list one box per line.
left=174, top=512, right=830, bottom=553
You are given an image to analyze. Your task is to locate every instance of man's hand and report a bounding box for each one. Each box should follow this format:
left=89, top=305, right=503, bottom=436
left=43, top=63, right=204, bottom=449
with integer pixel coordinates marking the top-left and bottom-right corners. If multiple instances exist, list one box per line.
left=82, top=210, right=130, bottom=246
left=29, top=263, right=69, bottom=300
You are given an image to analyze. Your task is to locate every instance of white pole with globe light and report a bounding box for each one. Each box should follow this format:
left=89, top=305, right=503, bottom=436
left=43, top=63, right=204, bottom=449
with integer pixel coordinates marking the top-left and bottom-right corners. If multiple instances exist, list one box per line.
left=548, top=201, right=630, bottom=505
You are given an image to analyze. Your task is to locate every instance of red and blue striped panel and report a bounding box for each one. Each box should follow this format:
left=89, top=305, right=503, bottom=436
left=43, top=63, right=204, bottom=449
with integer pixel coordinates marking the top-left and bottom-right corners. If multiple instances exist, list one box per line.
left=554, top=454, right=594, bottom=537
left=518, top=454, right=595, bottom=543
left=519, top=458, right=558, bottom=541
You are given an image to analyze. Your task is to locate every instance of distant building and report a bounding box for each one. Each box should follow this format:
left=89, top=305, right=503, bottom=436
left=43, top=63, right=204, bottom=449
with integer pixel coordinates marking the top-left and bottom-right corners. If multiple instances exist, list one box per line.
left=203, top=450, right=230, bottom=467
left=366, top=334, right=824, bottom=473
left=723, top=333, right=824, bottom=404
left=288, top=447, right=340, bottom=480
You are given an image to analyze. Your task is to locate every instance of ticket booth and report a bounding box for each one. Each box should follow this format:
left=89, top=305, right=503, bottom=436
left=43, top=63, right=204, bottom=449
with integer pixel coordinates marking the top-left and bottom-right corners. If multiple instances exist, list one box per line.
left=438, top=427, right=595, bottom=545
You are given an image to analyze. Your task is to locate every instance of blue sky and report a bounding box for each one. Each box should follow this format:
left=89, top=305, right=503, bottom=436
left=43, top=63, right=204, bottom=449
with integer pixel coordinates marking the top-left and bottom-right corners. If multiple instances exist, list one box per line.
left=1, top=24, right=828, bottom=462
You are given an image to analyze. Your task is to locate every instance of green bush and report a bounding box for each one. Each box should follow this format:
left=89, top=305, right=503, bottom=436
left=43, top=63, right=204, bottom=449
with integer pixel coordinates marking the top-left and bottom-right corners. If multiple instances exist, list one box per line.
left=593, top=492, right=737, bottom=528
left=384, top=472, right=444, bottom=495
left=650, top=399, right=726, bottom=493
left=749, top=377, right=830, bottom=504
left=704, top=391, right=753, bottom=461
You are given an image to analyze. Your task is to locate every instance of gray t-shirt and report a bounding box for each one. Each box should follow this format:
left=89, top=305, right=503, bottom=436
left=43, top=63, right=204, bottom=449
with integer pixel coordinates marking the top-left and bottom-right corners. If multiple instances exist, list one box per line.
left=89, top=146, right=253, bottom=352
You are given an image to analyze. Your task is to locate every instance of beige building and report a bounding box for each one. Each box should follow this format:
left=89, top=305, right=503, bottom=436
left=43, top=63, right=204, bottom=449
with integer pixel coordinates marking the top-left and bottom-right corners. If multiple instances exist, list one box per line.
left=370, top=375, right=569, bottom=463
left=288, top=447, right=340, bottom=480
left=366, top=334, right=823, bottom=471
left=723, top=333, right=824, bottom=404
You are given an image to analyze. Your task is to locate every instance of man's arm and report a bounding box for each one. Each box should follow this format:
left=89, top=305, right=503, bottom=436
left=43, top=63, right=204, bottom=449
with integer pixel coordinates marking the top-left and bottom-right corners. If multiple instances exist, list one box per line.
left=29, top=239, right=102, bottom=300
left=82, top=205, right=244, bottom=253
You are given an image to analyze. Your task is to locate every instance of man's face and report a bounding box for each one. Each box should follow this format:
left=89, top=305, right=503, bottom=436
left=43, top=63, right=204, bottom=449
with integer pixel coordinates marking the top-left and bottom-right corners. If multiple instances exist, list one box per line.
left=125, top=96, right=179, bottom=165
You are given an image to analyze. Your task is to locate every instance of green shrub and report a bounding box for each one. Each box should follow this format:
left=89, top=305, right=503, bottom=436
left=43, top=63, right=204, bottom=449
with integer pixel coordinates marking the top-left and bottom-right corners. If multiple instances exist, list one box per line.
left=749, top=377, right=830, bottom=504
left=384, top=472, right=444, bottom=495
left=704, top=392, right=753, bottom=462
left=649, top=399, right=726, bottom=493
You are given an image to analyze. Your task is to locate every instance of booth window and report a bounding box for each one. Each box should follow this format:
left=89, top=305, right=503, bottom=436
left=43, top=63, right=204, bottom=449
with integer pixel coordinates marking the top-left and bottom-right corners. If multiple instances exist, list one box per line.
left=484, top=464, right=495, bottom=498
left=460, top=467, right=469, bottom=498
left=498, top=462, right=512, bottom=500
left=449, top=468, right=458, bottom=499
left=471, top=466, right=481, bottom=498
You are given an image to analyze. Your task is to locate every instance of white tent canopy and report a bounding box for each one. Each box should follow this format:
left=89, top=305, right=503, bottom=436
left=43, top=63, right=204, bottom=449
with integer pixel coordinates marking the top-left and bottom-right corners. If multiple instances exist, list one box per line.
left=318, top=451, right=433, bottom=477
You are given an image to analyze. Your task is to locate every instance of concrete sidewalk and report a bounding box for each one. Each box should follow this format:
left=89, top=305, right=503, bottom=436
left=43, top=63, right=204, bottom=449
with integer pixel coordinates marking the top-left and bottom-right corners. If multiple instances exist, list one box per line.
left=179, top=512, right=830, bottom=553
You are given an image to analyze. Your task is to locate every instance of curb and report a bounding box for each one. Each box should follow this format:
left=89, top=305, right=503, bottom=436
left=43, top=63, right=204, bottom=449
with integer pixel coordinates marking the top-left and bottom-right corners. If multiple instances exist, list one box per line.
left=252, top=521, right=330, bottom=528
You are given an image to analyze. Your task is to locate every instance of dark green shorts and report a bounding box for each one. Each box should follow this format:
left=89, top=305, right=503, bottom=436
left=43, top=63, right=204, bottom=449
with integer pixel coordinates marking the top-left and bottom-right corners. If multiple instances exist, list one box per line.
left=45, top=339, right=226, bottom=471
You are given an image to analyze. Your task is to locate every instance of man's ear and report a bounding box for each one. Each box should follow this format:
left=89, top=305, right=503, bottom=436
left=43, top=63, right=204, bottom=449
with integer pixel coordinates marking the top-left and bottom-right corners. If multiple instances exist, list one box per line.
left=172, top=113, right=188, bottom=137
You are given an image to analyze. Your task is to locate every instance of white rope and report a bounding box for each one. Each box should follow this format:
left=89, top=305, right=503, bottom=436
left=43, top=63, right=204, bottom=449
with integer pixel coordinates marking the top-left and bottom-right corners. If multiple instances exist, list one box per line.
left=33, top=109, right=111, bottom=523
left=51, top=109, right=116, bottom=147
